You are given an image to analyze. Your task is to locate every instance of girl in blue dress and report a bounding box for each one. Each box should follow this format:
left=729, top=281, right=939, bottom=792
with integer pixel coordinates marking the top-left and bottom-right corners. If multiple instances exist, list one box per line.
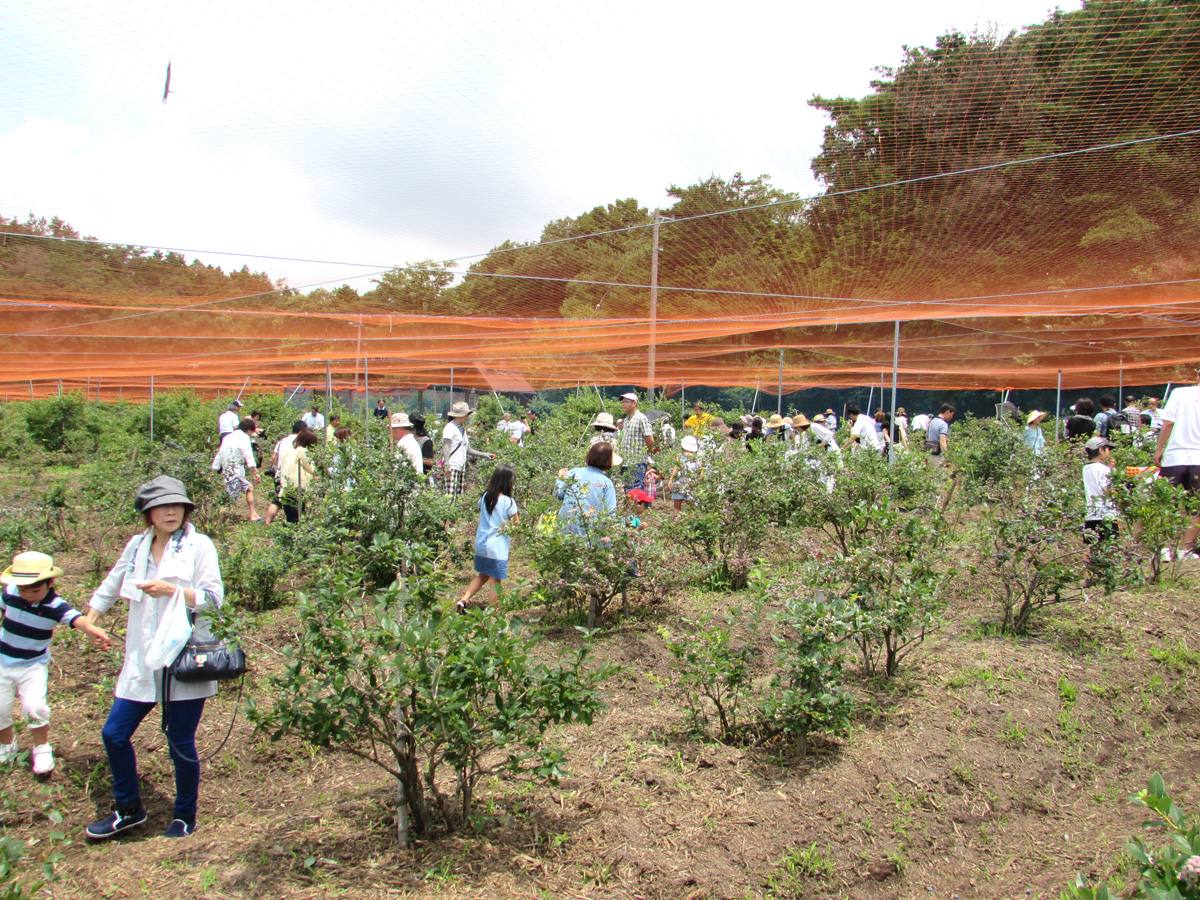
left=457, top=466, right=518, bottom=610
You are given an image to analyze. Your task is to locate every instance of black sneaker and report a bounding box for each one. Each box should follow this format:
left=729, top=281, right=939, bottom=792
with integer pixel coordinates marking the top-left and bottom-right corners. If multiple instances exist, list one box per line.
left=162, top=819, right=195, bottom=838
left=86, top=807, right=148, bottom=840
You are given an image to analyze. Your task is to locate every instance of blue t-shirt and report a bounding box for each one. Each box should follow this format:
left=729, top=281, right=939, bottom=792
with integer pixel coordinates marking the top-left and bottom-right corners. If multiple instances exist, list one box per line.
left=475, top=494, right=518, bottom=560
left=555, top=466, right=617, bottom=536
left=926, top=416, right=949, bottom=448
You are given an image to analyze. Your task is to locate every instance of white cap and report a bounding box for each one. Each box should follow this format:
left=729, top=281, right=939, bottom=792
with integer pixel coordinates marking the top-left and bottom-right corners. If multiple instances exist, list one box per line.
left=681, top=435, right=699, bottom=453
left=620, top=392, right=639, bottom=402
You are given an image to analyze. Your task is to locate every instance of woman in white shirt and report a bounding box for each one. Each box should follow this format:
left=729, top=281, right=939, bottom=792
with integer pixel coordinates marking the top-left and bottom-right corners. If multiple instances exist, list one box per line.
left=84, top=476, right=224, bottom=841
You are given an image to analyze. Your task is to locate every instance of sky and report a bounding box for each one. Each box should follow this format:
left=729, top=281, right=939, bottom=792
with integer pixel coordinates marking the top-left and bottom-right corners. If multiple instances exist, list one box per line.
left=0, top=0, right=1081, bottom=293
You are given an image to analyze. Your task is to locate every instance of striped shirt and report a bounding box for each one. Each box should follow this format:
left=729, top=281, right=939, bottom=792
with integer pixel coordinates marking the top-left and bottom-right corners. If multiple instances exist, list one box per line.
left=0, top=586, right=81, bottom=667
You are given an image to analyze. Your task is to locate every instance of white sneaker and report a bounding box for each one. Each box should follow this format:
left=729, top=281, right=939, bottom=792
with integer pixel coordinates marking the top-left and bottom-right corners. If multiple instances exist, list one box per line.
left=1161, top=547, right=1175, bottom=562
left=31, top=743, right=54, bottom=775
left=0, top=741, right=17, bottom=765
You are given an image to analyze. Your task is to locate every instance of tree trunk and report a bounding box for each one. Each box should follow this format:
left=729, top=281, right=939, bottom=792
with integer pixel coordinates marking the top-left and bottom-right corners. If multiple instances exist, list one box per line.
left=396, top=775, right=409, bottom=848
left=587, top=593, right=599, bottom=629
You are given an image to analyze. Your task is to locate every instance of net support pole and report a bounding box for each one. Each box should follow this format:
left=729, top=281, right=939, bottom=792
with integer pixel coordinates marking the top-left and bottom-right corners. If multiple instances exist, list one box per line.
left=285, top=383, right=303, bottom=405
left=751, top=382, right=760, bottom=415
left=149, top=375, right=155, bottom=443
left=648, top=210, right=661, bottom=401
left=777, top=349, right=784, bottom=416
left=1164, top=383, right=1172, bottom=403
left=889, top=320, right=900, bottom=464
left=57, top=379, right=62, bottom=397
left=1055, top=369, right=1062, bottom=443
left=325, top=362, right=332, bottom=432
left=681, top=379, right=686, bottom=422
left=96, top=377, right=101, bottom=406
left=235, top=378, right=249, bottom=403
left=1119, top=361, right=1123, bottom=406
left=29, top=381, right=33, bottom=400
left=364, top=355, right=370, bottom=447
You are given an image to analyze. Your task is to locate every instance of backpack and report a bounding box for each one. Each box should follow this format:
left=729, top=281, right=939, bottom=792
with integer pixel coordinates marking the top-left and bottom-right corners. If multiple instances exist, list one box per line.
left=1104, top=411, right=1132, bottom=436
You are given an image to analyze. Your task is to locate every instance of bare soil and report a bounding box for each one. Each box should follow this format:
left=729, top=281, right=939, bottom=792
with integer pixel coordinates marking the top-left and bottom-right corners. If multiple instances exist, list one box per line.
left=6, top=543, right=1200, bottom=900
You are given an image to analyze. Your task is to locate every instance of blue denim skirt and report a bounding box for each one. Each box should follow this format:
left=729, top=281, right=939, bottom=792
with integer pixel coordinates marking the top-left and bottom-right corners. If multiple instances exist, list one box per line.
left=474, top=554, right=508, bottom=580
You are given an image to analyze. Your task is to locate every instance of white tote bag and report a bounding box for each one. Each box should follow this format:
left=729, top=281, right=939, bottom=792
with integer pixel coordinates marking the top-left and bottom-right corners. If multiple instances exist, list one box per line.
left=145, top=587, right=193, bottom=671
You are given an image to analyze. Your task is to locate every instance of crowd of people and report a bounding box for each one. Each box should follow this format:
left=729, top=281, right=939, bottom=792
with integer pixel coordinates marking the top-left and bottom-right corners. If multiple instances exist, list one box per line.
left=5, top=386, right=1196, bottom=843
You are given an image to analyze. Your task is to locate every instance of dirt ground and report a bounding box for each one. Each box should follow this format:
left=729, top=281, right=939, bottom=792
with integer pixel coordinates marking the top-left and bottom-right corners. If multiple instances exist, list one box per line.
left=5, top=543, right=1200, bottom=900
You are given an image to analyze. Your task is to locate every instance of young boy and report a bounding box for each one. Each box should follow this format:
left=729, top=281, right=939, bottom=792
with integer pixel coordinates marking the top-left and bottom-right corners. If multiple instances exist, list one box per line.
left=1082, top=437, right=1119, bottom=582
left=0, top=552, right=110, bottom=774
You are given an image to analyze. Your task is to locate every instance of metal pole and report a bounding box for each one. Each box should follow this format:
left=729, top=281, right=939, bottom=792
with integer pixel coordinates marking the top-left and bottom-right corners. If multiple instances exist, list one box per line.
left=149, top=375, right=155, bottom=442
left=890, top=321, right=899, bottom=463
left=450, top=367, right=455, bottom=407
left=750, top=382, right=760, bottom=415
left=285, top=382, right=304, bottom=405
left=1055, top=369, right=1062, bottom=443
left=29, top=381, right=33, bottom=400
left=364, top=355, right=370, bottom=447
left=97, top=377, right=101, bottom=406
left=681, top=379, right=686, bottom=423
left=866, top=383, right=873, bottom=416
left=777, top=349, right=784, bottom=416
left=325, top=361, right=332, bottom=434
left=648, top=210, right=661, bottom=400
left=235, top=378, right=250, bottom=403
left=1119, top=361, right=1123, bottom=406
left=1164, top=382, right=1172, bottom=403
left=58, top=379, right=62, bottom=397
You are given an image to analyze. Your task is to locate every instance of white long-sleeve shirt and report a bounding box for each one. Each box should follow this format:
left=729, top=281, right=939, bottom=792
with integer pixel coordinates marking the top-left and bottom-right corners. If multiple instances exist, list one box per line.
left=89, top=527, right=225, bottom=702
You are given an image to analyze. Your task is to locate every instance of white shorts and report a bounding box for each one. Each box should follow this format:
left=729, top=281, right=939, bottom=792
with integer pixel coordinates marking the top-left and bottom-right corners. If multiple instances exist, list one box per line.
left=0, top=661, right=51, bottom=730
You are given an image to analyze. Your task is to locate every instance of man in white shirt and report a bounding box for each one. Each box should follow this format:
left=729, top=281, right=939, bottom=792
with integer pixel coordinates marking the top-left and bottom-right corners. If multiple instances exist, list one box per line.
left=212, top=417, right=262, bottom=521
left=1153, top=382, right=1200, bottom=557
left=843, top=404, right=882, bottom=454
left=391, top=413, right=423, bottom=475
left=441, top=402, right=495, bottom=498
left=302, top=405, right=325, bottom=432
left=1147, top=396, right=1164, bottom=432
left=218, top=400, right=242, bottom=439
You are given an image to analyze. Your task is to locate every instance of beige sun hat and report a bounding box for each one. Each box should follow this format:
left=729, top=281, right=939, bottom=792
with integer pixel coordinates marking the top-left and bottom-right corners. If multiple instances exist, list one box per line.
left=447, top=401, right=473, bottom=419
left=766, top=414, right=786, bottom=429
left=389, top=412, right=413, bottom=428
left=794, top=414, right=811, bottom=427
left=1, top=551, right=64, bottom=586
left=1026, top=410, right=1048, bottom=425
left=591, top=412, right=618, bottom=431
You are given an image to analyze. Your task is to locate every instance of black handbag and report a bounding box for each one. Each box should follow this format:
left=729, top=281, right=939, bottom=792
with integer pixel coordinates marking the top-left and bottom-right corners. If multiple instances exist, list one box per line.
left=169, top=609, right=247, bottom=683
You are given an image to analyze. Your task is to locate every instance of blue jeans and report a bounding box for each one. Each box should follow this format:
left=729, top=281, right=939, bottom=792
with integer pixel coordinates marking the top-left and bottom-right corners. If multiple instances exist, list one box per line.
left=101, top=696, right=206, bottom=824
left=623, top=462, right=647, bottom=492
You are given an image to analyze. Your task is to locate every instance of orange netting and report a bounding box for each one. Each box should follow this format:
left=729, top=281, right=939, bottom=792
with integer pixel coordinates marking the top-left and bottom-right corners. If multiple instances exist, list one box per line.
left=3, top=2, right=1199, bottom=398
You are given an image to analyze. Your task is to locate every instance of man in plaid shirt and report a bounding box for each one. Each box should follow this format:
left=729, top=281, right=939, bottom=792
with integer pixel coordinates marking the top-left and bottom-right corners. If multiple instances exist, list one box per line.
left=618, top=392, right=655, bottom=491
